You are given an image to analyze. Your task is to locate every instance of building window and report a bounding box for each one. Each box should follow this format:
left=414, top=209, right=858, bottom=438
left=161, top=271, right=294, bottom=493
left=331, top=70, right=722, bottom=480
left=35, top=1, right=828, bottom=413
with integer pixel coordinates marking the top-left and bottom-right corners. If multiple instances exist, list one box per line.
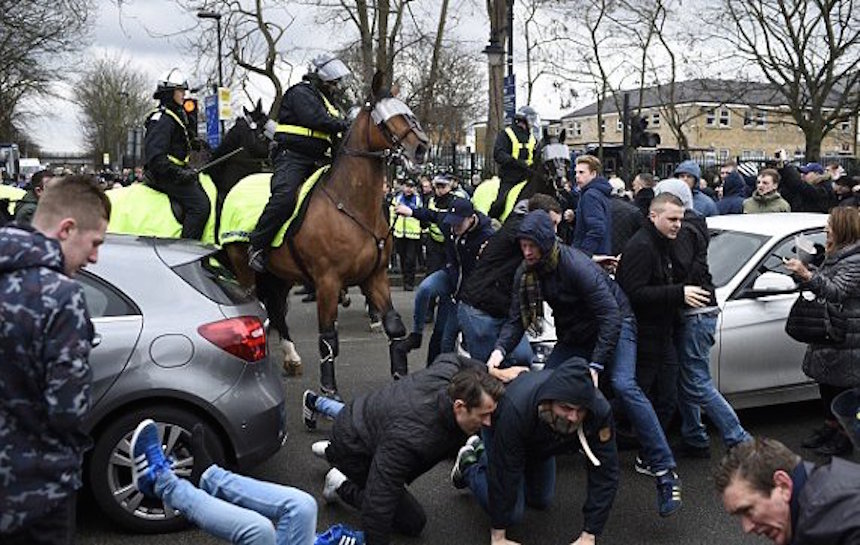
left=706, top=107, right=731, bottom=128
left=573, top=121, right=582, bottom=137
left=719, top=149, right=730, bottom=162
left=600, top=119, right=606, bottom=134
left=743, top=109, right=767, bottom=129
left=616, top=118, right=623, bottom=132
left=841, top=143, right=851, bottom=153
left=649, top=113, right=660, bottom=128
left=741, top=150, right=765, bottom=160
left=840, top=120, right=851, bottom=132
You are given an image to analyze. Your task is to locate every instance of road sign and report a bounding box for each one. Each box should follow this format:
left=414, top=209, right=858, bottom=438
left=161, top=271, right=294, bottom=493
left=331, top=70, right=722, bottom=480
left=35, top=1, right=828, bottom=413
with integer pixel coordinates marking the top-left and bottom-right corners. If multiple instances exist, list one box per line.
left=503, top=74, right=516, bottom=124
left=218, top=87, right=232, bottom=120
left=204, top=94, right=220, bottom=148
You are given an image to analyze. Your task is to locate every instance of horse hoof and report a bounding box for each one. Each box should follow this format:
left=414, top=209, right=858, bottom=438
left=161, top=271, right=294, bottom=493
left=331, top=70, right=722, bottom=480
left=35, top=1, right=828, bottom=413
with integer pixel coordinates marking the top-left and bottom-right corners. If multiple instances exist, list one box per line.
left=340, top=294, right=352, bottom=308
left=369, top=320, right=383, bottom=333
left=282, top=360, right=303, bottom=377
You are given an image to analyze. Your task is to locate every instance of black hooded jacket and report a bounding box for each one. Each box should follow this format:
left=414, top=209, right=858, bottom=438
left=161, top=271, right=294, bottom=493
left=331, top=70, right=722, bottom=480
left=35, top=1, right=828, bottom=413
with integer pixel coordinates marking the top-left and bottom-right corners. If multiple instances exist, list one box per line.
left=672, top=210, right=717, bottom=308
left=495, top=211, right=626, bottom=368
left=487, top=363, right=619, bottom=535
left=144, top=100, right=197, bottom=185
left=326, top=354, right=486, bottom=545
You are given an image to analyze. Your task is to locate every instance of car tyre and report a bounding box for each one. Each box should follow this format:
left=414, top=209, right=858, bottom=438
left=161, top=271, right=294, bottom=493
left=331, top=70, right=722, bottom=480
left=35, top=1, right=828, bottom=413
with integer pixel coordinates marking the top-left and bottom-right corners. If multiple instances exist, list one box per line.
left=88, top=404, right=227, bottom=533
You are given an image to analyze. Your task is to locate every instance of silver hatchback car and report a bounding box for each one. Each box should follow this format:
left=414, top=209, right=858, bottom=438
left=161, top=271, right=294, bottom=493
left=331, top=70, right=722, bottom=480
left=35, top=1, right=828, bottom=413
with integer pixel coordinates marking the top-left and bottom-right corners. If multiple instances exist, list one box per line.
left=78, top=235, right=286, bottom=533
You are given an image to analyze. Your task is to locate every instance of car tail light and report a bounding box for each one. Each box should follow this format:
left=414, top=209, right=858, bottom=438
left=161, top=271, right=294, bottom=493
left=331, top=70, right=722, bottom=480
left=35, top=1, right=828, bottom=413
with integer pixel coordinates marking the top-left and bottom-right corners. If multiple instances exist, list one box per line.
left=198, top=316, right=267, bottom=362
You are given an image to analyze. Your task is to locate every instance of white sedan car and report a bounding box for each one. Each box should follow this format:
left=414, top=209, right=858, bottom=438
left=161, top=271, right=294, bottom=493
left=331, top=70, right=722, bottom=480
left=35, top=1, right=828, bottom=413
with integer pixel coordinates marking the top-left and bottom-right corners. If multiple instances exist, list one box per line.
left=707, top=212, right=827, bottom=408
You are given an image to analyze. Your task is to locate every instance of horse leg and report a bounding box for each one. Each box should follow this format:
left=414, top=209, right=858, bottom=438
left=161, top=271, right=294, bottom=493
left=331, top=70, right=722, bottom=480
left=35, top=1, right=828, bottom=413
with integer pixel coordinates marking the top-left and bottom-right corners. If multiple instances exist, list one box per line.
left=315, top=278, right=342, bottom=399
left=360, top=286, right=383, bottom=333
left=361, top=270, right=408, bottom=379
left=256, top=271, right=302, bottom=375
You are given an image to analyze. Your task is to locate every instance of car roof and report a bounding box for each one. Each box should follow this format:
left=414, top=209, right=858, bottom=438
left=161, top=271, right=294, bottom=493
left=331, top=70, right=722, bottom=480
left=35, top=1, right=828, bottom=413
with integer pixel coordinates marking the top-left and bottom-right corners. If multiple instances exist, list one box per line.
left=706, top=213, right=827, bottom=236
left=103, top=234, right=218, bottom=267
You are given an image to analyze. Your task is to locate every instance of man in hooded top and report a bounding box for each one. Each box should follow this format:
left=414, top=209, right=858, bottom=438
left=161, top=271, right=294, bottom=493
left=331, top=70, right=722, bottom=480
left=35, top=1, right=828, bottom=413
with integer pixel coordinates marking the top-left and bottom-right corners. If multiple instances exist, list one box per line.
left=452, top=361, right=619, bottom=545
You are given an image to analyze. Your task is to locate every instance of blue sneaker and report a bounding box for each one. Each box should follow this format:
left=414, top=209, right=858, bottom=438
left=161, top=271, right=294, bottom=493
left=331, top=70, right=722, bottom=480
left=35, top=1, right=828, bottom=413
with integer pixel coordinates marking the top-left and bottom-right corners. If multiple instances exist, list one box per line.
left=314, top=523, right=365, bottom=545
left=656, top=471, right=682, bottom=517
left=130, top=419, right=172, bottom=498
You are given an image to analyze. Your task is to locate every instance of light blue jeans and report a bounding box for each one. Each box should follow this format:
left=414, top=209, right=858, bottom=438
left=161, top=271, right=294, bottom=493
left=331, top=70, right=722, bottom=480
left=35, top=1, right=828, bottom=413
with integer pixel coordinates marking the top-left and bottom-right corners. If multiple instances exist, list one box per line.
left=676, top=312, right=751, bottom=448
left=609, top=317, right=676, bottom=473
left=156, top=465, right=317, bottom=545
left=457, top=302, right=533, bottom=365
left=313, top=395, right=345, bottom=419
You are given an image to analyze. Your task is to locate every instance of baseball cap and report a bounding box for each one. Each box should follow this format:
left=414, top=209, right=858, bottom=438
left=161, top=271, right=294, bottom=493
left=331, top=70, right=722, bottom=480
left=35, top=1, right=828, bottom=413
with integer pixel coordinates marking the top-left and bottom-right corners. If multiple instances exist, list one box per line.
left=443, top=198, right=475, bottom=225
left=402, top=178, right=416, bottom=186
left=799, top=162, right=824, bottom=175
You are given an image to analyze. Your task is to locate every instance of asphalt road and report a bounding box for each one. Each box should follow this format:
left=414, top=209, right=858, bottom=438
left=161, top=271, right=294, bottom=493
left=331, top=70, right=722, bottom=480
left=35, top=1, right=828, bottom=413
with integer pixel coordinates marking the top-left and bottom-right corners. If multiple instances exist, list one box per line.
left=77, top=286, right=858, bottom=545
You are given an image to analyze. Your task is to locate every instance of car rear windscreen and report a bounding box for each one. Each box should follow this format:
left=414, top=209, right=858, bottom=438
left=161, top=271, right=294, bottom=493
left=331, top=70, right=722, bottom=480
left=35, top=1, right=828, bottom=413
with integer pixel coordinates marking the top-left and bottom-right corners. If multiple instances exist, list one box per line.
left=172, top=256, right=255, bottom=306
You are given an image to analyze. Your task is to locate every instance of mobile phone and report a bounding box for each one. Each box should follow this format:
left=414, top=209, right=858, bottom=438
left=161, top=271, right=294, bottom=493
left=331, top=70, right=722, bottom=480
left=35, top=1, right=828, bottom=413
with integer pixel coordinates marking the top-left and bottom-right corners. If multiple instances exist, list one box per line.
left=772, top=253, right=790, bottom=264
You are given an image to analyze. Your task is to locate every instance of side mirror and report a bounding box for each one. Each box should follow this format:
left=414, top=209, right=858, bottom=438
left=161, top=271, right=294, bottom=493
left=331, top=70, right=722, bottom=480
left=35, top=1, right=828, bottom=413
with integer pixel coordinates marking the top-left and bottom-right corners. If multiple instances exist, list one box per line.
left=739, top=271, right=797, bottom=298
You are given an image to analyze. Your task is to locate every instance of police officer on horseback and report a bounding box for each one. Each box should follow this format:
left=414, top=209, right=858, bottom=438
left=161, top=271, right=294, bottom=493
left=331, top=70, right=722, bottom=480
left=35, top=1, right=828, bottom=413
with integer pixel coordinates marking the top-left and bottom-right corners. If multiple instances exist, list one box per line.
left=488, top=105, right=540, bottom=221
left=144, top=68, right=209, bottom=240
left=248, top=53, right=352, bottom=272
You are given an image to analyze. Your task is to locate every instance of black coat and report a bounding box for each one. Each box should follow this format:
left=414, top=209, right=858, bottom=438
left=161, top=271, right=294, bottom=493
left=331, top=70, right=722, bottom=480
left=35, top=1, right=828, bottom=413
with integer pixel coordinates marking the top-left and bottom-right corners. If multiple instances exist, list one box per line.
left=778, top=165, right=837, bottom=213
left=616, top=221, right=686, bottom=361
left=144, top=102, right=196, bottom=185
left=609, top=196, right=644, bottom=255
left=274, top=80, right=349, bottom=160
left=488, top=364, right=618, bottom=536
left=793, top=459, right=860, bottom=544
left=327, top=354, right=485, bottom=545
left=633, top=187, right=654, bottom=218
left=459, top=212, right=526, bottom=318
left=493, top=124, right=533, bottom=185
left=672, top=210, right=717, bottom=308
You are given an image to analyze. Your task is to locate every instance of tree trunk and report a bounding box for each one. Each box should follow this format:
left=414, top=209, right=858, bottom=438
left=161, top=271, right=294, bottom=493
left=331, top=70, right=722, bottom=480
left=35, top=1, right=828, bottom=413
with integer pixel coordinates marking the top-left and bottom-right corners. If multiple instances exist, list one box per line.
left=804, top=127, right=823, bottom=162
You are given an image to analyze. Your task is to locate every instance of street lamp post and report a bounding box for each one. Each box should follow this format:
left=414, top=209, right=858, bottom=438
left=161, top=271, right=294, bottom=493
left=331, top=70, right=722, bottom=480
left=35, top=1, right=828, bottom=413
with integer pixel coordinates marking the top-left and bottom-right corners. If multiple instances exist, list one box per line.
left=197, top=10, right=225, bottom=135
left=483, top=37, right=505, bottom=175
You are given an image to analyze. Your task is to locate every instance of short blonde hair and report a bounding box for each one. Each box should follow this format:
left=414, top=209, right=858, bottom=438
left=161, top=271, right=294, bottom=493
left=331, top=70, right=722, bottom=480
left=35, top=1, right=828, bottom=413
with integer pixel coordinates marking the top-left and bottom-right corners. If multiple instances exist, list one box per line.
left=575, top=154, right=602, bottom=174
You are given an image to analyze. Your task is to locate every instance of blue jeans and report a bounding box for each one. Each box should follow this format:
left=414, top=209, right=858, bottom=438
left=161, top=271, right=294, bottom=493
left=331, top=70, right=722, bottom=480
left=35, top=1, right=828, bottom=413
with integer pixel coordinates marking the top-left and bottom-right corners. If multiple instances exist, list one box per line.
left=412, top=270, right=453, bottom=334
left=314, top=395, right=345, bottom=419
left=609, top=317, right=676, bottom=472
left=544, top=341, right=592, bottom=370
left=463, top=427, right=555, bottom=522
left=156, top=465, right=317, bottom=545
left=676, top=312, right=751, bottom=448
left=457, top=303, right=533, bottom=365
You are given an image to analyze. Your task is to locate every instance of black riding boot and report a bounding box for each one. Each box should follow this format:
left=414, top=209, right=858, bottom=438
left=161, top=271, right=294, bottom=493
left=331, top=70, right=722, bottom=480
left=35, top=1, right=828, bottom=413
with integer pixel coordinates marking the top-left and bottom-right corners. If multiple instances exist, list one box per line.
left=389, top=332, right=422, bottom=379
left=320, top=359, right=340, bottom=401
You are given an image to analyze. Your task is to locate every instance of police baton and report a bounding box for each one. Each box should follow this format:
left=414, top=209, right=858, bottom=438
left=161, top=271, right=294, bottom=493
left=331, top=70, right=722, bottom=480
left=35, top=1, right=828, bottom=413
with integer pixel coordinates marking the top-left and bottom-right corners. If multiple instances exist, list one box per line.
left=195, top=146, right=246, bottom=173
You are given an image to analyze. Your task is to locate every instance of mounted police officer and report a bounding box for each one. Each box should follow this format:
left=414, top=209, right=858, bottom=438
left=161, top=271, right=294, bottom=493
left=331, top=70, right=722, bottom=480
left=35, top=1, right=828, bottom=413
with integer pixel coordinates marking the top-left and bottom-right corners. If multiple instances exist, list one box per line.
left=488, top=105, right=540, bottom=221
left=248, top=53, right=352, bottom=272
left=143, top=68, right=209, bottom=240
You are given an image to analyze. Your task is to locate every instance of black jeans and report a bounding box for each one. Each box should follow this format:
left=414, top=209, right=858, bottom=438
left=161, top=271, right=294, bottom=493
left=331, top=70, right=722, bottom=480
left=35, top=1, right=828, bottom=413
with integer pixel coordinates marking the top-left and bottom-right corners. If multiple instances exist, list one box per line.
left=148, top=174, right=210, bottom=240
left=395, top=237, right=419, bottom=288
left=250, top=149, right=316, bottom=249
left=2, top=492, right=76, bottom=545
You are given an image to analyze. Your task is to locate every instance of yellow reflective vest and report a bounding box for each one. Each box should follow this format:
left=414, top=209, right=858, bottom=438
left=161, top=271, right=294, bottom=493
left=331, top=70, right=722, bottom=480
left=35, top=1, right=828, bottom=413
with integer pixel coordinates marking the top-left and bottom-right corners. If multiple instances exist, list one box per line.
left=276, top=90, right=342, bottom=143
left=390, top=193, right=422, bottom=239
left=505, top=127, right=536, bottom=166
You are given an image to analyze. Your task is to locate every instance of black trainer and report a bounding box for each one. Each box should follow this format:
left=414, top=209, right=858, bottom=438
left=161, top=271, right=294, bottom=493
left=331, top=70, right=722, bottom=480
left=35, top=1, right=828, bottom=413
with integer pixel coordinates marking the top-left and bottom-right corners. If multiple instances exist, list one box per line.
left=303, top=390, right=319, bottom=431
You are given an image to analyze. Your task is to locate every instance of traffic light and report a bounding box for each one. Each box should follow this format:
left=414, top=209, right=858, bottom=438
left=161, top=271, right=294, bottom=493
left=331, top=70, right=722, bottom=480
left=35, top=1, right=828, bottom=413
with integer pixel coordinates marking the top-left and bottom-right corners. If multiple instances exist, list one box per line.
left=183, top=97, right=199, bottom=137
left=629, top=114, right=661, bottom=148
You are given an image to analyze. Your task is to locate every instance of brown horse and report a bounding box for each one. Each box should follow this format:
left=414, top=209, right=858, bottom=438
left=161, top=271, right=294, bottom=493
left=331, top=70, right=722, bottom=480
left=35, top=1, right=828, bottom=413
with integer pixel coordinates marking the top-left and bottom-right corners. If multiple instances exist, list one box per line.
left=225, top=72, right=429, bottom=397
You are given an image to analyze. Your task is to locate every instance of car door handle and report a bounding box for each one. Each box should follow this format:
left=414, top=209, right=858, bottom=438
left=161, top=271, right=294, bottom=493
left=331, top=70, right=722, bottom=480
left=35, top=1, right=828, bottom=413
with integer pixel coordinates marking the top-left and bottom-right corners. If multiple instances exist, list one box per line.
left=92, top=333, right=103, bottom=348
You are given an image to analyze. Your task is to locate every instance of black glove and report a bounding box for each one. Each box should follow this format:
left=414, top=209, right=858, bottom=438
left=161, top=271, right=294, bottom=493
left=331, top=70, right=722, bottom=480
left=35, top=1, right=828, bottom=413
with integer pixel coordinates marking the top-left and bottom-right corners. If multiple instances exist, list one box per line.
left=178, top=168, right=199, bottom=185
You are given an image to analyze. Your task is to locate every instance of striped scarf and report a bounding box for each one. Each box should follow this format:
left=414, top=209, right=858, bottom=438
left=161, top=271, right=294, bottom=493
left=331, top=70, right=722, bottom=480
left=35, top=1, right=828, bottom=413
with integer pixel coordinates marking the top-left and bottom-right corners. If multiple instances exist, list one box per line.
left=519, top=242, right=560, bottom=336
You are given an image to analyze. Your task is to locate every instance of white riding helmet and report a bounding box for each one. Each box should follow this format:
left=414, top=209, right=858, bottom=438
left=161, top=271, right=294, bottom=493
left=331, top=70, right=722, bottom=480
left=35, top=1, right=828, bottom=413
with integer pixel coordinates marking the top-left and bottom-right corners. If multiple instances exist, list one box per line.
left=154, top=68, right=189, bottom=98
left=311, top=53, right=351, bottom=83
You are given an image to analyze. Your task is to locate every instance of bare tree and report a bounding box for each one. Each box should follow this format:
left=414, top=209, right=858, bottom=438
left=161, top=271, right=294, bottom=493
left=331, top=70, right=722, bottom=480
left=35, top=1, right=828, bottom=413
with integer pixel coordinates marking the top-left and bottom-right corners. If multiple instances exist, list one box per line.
left=72, top=57, right=151, bottom=168
left=715, top=0, right=860, bottom=160
left=0, top=0, right=95, bottom=142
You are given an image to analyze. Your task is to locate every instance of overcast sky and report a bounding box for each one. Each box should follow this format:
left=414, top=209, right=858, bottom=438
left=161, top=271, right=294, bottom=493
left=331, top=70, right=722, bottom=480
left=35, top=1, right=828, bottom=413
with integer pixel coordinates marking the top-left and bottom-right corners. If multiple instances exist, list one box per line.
left=29, top=0, right=566, bottom=154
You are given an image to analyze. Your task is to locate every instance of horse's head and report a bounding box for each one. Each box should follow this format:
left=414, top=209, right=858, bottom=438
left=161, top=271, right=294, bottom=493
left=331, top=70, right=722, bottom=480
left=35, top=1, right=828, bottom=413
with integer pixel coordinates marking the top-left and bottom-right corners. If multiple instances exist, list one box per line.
left=360, top=71, right=429, bottom=172
left=539, top=128, right=571, bottom=192
left=239, top=99, right=273, bottom=159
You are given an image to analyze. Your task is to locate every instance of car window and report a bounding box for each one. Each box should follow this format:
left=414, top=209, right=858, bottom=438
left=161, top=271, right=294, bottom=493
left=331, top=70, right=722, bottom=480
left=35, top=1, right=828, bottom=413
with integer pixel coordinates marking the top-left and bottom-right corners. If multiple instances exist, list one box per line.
left=739, top=229, right=828, bottom=289
left=172, top=256, right=255, bottom=306
left=708, top=229, right=769, bottom=288
left=76, top=273, right=140, bottom=318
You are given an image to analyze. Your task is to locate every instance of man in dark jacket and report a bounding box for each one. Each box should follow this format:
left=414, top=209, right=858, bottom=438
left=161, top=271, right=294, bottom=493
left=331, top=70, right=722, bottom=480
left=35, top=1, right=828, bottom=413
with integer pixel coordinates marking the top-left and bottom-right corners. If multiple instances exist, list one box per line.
left=13, top=169, right=51, bottom=224
left=0, top=175, right=110, bottom=544
left=390, top=197, right=495, bottom=371
left=716, top=437, right=860, bottom=545
left=607, top=178, right=644, bottom=255
left=778, top=161, right=837, bottom=213
left=454, top=362, right=619, bottom=545
left=716, top=171, right=746, bottom=215
left=489, top=210, right=621, bottom=375
left=572, top=154, right=613, bottom=257
left=489, top=106, right=539, bottom=220
left=312, top=354, right=506, bottom=545
left=248, top=54, right=351, bottom=271
left=458, top=194, right=562, bottom=365
left=632, top=172, right=656, bottom=218
left=143, top=68, right=210, bottom=240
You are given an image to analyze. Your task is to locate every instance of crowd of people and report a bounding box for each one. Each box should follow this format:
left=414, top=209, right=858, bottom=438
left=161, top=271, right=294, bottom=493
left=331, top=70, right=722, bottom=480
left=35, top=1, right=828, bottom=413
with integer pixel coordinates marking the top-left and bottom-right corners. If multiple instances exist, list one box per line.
left=1, top=59, right=859, bottom=545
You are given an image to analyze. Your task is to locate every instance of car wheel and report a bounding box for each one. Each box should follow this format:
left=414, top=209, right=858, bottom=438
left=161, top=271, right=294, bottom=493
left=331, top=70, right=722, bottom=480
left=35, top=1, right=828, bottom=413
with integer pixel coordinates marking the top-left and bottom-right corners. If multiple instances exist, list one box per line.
left=88, top=405, right=227, bottom=533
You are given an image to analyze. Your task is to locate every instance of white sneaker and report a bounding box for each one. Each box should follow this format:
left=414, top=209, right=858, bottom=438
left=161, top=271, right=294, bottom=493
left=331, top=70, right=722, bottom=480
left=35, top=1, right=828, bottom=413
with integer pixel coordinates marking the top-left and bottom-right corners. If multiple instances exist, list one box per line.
left=312, top=440, right=331, bottom=459
left=323, top=467, right=347, bottom=503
